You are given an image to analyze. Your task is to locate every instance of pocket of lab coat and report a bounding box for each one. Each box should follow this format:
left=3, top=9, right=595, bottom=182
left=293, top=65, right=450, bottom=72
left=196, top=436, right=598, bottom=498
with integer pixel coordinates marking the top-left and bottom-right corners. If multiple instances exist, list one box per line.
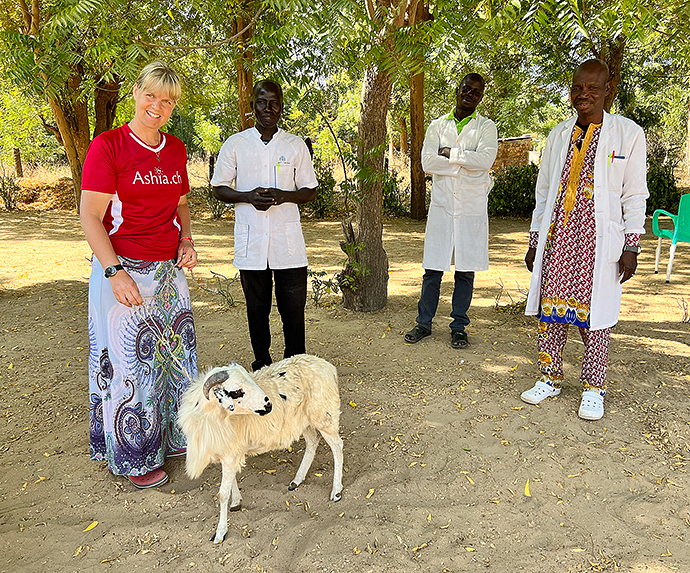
left=275, top=162, right=294, bottom=190
left=457, top=177, right=489, bottom=216
left=285, top=220, right=307, bottom=258
left=607, top=160, right=626, bottom=192
left=607, top=220, right=625, bottom=263
left=235, top=223, right=249, bottom=259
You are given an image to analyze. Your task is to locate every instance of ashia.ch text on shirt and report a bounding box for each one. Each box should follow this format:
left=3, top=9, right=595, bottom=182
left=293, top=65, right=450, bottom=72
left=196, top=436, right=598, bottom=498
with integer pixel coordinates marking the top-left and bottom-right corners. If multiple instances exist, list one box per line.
left=132, top=166, right=183, bottom=186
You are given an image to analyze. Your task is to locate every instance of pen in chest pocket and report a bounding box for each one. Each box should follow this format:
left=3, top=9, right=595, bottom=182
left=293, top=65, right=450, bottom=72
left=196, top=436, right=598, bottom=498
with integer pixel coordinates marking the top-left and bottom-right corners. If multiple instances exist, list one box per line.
left=608, top=150, right=626, bottom=165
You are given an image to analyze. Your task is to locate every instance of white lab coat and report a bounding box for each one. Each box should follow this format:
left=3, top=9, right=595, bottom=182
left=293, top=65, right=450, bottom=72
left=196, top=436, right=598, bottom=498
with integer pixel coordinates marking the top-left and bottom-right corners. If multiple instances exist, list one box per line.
left=211, top=127, right=318, bottom=270
left=526, top=112, right=648, bottom=330
left=421, top=112, right=498, bottom=272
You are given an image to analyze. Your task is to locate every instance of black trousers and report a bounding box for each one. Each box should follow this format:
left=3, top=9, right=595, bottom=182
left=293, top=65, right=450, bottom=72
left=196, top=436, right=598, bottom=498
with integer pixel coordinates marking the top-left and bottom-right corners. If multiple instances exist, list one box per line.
left=240, top=266, right=308, bottom=371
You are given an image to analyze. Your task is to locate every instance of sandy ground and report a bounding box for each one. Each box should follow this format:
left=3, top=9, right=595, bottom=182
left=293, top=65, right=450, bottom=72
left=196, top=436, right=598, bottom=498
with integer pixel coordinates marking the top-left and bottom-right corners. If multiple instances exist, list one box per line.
left=1, top=209, right=690, bottom=573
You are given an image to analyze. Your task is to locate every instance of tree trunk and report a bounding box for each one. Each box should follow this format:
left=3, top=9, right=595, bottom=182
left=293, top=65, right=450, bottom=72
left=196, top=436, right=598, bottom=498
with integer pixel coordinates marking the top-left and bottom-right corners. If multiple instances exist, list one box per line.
left=387, top=111, right=395, bottom=170
left=687, top=96, right=690, bottom=178
left=340, top=64, right=392, bottom=312
left=399, top=115, right=409, bottom=155
left=13, top=148, right=23, bottom=178
left=597, top=37, right=625, bottom=112
left=209, top=153, right=216, bottom=182
left=235, top=13, right=254, bottom=131
left=93, top=76, right=122, bottom=138
left=47, top=67, right=91, bottom=211
left=409, top=69, right=426, bottom=219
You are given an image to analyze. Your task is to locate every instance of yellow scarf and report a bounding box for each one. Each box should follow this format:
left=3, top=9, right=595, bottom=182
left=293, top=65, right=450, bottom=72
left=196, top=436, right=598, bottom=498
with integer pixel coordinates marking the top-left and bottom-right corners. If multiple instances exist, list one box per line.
left=563, top=122, right=601, bottom=225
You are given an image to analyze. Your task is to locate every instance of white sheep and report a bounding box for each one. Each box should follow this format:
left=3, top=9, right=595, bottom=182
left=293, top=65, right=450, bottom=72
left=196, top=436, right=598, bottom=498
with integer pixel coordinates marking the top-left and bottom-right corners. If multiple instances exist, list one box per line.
left=178, top=354, right=343, bottom=543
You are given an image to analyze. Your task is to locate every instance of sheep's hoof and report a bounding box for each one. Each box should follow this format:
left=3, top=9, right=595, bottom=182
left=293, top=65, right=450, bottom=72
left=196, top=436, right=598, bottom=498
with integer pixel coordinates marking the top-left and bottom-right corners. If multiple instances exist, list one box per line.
left=211, top=532, right=226, bottom=544
left=230, top=504, right=242, bottom=512
left=288, top=482, right=298, bottom=491
left=332, top=491, right=342, bottom=502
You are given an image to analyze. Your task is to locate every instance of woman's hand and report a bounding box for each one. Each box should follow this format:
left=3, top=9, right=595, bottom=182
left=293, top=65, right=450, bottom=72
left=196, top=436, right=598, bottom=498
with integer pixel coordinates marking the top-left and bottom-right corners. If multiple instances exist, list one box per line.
left=108, top=270, right=143, bottom=307
left=176, top=238, right=198, bottom=269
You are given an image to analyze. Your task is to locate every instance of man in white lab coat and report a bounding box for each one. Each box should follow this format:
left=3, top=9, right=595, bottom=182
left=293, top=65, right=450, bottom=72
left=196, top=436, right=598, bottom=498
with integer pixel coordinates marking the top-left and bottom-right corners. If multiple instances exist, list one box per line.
left=212, top=80, right=318, bottom=371
left=404, top=73, right=498, bottom=349
left=520, top=59, right=648, bottom=420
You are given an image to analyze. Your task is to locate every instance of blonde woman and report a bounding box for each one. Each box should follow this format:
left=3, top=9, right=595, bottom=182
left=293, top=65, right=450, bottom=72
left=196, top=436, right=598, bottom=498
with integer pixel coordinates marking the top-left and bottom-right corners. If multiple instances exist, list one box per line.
left=80, top=62, right=197, bottom=488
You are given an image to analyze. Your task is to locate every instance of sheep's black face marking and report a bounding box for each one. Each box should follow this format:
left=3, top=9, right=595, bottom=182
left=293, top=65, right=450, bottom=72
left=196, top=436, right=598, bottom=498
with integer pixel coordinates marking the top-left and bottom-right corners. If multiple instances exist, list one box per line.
left=213, top=387, right=235, bottom=411
left=256, top=402, right=273, bottom=416
left=216, top=388, right=241, bottom=400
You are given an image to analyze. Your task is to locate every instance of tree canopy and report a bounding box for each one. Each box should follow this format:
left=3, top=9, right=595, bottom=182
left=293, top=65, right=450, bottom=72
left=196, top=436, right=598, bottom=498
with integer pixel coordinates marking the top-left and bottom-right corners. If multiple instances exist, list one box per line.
left=1, top=0, right=689, bottom=309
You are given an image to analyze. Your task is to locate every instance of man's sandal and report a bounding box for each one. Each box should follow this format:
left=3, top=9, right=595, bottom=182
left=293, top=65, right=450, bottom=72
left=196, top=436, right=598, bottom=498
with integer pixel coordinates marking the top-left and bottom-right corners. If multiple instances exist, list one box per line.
left=404, top=325, right=431, bottom=344
left=451, top=330, right=468, bottom=349
left=126, top=468, right=169, bottom=489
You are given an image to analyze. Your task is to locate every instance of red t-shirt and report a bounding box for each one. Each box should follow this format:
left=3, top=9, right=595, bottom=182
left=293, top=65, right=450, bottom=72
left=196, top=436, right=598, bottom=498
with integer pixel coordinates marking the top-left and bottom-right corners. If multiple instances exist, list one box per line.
left=81, top=123, right=190, bottom=261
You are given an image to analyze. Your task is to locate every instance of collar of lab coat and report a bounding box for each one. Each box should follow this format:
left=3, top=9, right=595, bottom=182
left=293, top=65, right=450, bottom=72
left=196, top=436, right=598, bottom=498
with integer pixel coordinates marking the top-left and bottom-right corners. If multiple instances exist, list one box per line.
left=250, top=126, right=285, bottom=144
left=557, top=110, right=613, bottom=140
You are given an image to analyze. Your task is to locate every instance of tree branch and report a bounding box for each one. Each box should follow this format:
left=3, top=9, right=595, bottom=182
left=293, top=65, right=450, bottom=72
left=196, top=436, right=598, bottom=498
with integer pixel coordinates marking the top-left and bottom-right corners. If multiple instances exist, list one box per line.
left=17, top=0, right=30, bottom=33
left=31, top=0, right=39, bottom=34
left=391, top=0, right=409, bottom=29
left=39, top=114, right=63, bottom=146
left=139, top=6, right=263, bottom=51
left=366, top=0, right=376, bottom=21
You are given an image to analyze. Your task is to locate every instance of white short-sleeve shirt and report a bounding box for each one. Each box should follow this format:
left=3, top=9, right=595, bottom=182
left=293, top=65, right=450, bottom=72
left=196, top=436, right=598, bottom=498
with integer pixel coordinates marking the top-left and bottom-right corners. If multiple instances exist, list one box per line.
left=211, top=127, right=318, bottom=270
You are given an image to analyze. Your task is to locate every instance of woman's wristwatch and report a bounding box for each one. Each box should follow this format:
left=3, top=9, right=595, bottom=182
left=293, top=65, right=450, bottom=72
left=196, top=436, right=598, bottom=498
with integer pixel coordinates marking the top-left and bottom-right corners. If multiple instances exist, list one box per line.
left=622, top=245, right=641, bottom=254
left=104, top=264, right=124, bottom=278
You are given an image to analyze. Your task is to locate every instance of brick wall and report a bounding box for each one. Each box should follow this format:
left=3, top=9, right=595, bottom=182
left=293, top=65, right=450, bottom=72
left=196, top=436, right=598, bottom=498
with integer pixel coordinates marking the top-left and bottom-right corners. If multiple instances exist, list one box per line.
left=491, top=136, right=535, bottom=171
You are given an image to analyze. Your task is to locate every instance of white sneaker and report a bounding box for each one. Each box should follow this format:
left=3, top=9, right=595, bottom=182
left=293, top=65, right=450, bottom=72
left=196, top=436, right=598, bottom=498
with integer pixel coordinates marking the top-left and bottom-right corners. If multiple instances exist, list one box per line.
left=521, top=381, right=561, bottom=405
left=578, top=390, right=604, bottom=420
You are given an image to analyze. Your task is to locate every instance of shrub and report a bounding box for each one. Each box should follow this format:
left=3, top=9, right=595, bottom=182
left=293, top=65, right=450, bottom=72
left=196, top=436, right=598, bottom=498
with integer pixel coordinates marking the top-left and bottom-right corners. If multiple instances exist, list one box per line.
left=646, top=161, right=681, bottom=215
left=488, top=163, right=538, bottom=217
left=0, top=170, right=19, bottom=210
left=381, top=170, right=409, bottom=217
left=205, top=185, right=231, bottom=219
left=302, top=158, right=340, bottom=218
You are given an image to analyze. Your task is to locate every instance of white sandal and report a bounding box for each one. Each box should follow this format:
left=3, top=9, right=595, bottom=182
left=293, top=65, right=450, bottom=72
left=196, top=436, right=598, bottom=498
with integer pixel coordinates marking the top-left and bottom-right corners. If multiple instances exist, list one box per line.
left=578, top=390, right=604, bottom=420
left=521, top=381, right=561, bottom=405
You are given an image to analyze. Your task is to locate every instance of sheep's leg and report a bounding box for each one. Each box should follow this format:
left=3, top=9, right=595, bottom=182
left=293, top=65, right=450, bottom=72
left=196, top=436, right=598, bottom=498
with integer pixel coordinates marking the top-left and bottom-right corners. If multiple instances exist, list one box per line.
left=229, top=473, right=242, bottom=511
left=289, top=426, right=319, bottom=490
left=214, top=460, right=241, bottom=544
left=319, top=429, right=343, bottom=501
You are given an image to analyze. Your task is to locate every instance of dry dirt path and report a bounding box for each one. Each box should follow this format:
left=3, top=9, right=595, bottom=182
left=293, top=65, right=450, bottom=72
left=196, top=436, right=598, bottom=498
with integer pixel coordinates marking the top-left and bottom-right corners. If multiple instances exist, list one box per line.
left=1, top=211, right=689, bottom=572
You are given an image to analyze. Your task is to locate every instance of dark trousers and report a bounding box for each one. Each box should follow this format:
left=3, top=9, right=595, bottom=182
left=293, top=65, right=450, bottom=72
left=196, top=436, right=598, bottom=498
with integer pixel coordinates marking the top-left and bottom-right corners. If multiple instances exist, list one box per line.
left=240, top=266, right=308, bottom=371
left=416, top=269, right=474, bottom=333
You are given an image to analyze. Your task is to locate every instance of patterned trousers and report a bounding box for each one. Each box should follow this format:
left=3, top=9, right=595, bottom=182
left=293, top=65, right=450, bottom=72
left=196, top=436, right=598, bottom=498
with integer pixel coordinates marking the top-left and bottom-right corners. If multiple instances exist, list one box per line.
left=537, top=321, right=610, bottom=396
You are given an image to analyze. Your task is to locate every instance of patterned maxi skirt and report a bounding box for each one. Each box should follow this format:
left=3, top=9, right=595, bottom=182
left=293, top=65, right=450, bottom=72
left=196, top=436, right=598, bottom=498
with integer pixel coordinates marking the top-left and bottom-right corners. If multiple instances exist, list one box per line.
left=88, top=257, right=197, bottom=476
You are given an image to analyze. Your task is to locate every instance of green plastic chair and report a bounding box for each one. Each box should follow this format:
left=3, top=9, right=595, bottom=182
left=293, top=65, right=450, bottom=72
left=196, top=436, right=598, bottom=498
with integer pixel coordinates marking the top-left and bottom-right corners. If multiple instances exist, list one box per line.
left=652, top=193, right=690, bottom=283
